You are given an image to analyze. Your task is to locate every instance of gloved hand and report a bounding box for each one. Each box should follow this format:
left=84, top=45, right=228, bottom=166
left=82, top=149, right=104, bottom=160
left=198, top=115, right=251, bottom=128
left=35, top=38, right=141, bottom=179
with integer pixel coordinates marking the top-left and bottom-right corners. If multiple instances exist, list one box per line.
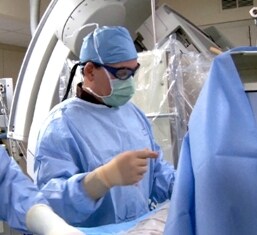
left=26, top=204, right=85, bottom=235
left=97, top=149, right=158, bottom=187
left=84, top=149, right=158, bottom=199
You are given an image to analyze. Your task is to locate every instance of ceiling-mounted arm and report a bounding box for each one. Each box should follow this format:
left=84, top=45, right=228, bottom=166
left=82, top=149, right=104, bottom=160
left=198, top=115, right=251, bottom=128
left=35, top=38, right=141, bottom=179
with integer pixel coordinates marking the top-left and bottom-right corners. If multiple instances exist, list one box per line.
left=30, top=0, right=41, bottom=36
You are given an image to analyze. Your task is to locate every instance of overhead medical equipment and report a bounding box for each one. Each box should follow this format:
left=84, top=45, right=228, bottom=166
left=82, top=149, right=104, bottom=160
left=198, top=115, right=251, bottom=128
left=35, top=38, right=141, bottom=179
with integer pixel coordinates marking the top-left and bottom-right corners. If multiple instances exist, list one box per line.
left=0, top=78, right=13, bottom=130
left=135, top=4, right=221, bottom=53
left=249, top=7, right=257, bottom=24
left=249, top=6, right=257, bottom=46
left=7, top=1, right=220, bottom=176
left=132, top=38, right=213, bottom=167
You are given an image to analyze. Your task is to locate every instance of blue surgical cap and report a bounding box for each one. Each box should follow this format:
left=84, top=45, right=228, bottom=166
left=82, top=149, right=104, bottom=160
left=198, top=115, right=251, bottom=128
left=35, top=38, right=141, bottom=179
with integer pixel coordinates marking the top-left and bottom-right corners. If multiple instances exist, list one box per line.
left=79, top=26, right=138, bottom=64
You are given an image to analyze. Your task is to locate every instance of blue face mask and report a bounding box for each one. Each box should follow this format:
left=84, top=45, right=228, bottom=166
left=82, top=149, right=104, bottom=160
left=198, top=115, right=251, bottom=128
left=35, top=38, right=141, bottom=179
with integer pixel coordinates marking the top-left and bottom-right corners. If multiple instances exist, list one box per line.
left=102, top=77, right=135, bottom=107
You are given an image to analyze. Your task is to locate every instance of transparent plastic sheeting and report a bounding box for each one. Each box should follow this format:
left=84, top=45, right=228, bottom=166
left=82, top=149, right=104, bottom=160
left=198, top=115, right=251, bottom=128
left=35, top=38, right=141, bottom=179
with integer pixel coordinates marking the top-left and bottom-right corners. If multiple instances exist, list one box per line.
left=132, top=36, right=213, bottom=167
left=120, top=202, right=169, bottom=235
left=79, top=202, right=169, bottom=235
left=58, top=36, right=213, bottom=168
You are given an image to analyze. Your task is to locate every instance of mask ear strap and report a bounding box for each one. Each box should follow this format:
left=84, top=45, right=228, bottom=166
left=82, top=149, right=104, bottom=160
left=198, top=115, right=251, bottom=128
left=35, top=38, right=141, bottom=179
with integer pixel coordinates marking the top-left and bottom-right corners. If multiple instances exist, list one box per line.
left=62, top=63, right=81, bottom=102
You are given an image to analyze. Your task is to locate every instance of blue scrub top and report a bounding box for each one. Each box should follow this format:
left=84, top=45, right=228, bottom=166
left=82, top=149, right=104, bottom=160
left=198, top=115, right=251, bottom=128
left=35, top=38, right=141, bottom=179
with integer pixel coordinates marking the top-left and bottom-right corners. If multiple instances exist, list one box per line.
left=34, top=99, right=175, bottom=227
left=0, top=146, right=48, bottom=232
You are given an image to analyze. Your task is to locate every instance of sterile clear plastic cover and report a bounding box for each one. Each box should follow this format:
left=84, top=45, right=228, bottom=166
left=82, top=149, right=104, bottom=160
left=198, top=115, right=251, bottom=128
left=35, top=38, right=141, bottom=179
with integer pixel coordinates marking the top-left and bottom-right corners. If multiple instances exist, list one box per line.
left=58, top=34, right=213, bottom=168
left=132, top=35, right=213, bottom=167
left=120, top=202, right=170, bottom=235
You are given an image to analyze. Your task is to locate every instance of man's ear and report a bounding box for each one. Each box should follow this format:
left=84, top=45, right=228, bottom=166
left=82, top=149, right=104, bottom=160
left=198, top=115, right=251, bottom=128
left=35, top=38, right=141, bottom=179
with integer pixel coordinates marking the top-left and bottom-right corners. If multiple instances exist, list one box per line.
left=83, top=62, right=95, bottom=81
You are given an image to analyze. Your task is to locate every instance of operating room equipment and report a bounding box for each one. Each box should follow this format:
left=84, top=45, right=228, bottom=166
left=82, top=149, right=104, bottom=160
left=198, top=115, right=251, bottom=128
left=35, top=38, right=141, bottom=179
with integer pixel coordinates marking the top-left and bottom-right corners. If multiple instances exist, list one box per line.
left=249, top=6, right=257, bottom=46
left=0, top=78, right=13, bottom=130
left=132, top=34, right=213, bottom=166
left=249, top=7, right=257, bottom=23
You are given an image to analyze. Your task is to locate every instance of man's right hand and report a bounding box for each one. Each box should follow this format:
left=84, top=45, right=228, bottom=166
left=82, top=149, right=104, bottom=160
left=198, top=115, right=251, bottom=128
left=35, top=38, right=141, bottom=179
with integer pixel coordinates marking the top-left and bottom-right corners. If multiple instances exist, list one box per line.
left=97, top=149, right=158, bottom=187
left=83, top=149, right=158, bottom=200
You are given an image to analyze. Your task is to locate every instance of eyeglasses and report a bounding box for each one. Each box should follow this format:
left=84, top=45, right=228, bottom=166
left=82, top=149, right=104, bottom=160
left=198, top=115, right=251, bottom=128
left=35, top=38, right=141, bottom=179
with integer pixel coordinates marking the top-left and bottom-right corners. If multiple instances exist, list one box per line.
left=93, top=62, right=140, bottom=80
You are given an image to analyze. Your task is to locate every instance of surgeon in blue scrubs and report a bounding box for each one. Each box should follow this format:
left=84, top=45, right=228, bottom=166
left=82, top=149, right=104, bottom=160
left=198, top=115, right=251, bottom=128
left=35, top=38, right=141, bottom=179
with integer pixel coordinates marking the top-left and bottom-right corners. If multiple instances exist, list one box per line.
left=34, top=25, right=176, bottom=227
left=0, top=145, right=84, bottom=235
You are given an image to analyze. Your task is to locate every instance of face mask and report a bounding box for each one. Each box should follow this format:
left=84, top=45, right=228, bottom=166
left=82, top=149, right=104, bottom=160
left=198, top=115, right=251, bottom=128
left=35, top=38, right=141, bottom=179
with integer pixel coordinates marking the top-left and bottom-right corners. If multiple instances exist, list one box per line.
left=102, top=77, right=135, bottom=107
left=82, top=66, right=135, bottom=107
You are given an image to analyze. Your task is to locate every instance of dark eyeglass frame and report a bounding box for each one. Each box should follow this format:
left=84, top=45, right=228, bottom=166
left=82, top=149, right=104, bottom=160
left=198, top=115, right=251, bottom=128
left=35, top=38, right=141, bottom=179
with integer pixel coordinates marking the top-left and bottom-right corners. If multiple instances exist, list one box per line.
left=92, top=62, right=140, bottom=80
